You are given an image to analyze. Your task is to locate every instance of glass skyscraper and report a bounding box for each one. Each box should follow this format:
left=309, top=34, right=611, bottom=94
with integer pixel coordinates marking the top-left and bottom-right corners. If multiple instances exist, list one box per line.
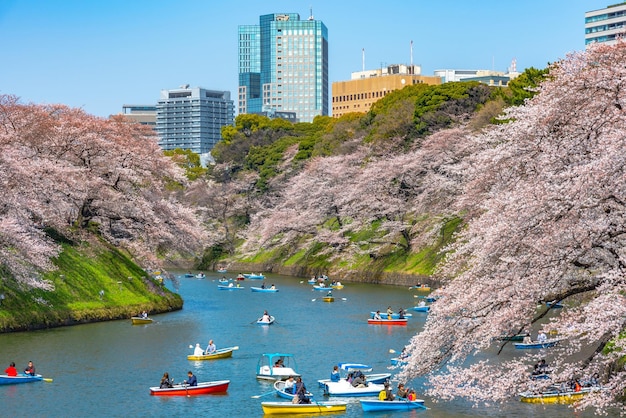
left=238, top=13, right=328, bottom=123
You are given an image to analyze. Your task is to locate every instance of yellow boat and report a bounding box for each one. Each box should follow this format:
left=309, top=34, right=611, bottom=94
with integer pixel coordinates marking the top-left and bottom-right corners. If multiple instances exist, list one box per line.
left=131, top=317, right=153, bottom=325
left=261, top=401, right=348, bottom=414
left=322, top=296, right=334, bottom=302
left=187, top=346, right=239, bottom=361
left=519, top=387, right=600, bottom=404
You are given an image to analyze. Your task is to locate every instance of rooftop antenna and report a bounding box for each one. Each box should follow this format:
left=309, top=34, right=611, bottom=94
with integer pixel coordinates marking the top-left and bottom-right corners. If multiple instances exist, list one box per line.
left=362, top=48, right=365, bottom=72
left=308, top=6, right=314, bottom=20
left=410, top=40, right=413, bottom=67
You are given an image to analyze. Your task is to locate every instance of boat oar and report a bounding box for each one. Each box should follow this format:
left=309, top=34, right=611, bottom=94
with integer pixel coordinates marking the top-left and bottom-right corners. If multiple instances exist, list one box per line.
left=389, top=349, right=397, bottom=354
left=251, top=390, right=276, bottom=399
left=43, top=377, right=53, bottom=382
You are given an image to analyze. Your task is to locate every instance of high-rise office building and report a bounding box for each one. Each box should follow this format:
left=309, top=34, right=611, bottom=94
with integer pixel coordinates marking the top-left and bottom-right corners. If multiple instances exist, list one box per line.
left=585, top=3, right=626, bottom=47
left=155, top=86, right=234, bottom=155
left=238, top=12, right=329, bottom=123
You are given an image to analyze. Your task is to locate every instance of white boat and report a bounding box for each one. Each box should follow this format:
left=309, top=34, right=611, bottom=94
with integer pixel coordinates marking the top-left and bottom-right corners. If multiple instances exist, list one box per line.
left=256, top=353, right=299, bottom=381
left=322, top=378, right=386, bottom=396
left=317, top=362, right=390, bottom=388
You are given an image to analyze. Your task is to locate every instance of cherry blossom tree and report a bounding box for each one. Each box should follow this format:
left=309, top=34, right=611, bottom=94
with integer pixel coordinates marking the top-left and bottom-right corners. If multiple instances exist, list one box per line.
left=0, top=96, right=207, bottom=287
left=398, top=42, right=626, bottom=412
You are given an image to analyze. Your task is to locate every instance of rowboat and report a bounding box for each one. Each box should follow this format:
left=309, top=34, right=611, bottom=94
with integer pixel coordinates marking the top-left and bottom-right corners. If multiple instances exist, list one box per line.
left=360, top=399, right=426, bottom=411
left=256, top=353, right=299, bottom=381
left=149, top=380, right=229, bottom=396
left=243, top=273, right=265, bottom=279
left=273, top=380, right=314, bottom=400
left=250, top=286, right=278, bottom=293
left=514, top=339, right=561, bottom=349
left=367, top=318, right=408, bottom=326
left=217, top=268, right=227, bottom=273
left=317, top=363, right=391, bottom=388
left=261, top=401, right=348, bottom=414
left=218, top=278, right=230, bottom=284
left=195, top=273, right=206, bottom=279
left=409, top=285, right=431, bottom=291
left=0, top=374, right=44, bottom=385
left=323, top=378, right=386, bottom=396
left=390, top=357, right=408, bottom=366
left=322, top=296, right=334, bottom=302
left=412, top=305, right=430, bottom=312
left=217, top=284, right=244, bottom=290
left=307, top=278, right=316, bottom=284
left=330, top=283, right=344, bottom=289
left=187, top=346, right=238, bottom=361
left=312, top=285, right=329, bottom=291
left=370, top=311, right=413, bottom=319
left=257, top=315, right=275, bottom=325
left=519, top=386, right=601, bottom=404
left=546, top=301, right=563, bottom=308
left=131, top=316, right=153, bottom=325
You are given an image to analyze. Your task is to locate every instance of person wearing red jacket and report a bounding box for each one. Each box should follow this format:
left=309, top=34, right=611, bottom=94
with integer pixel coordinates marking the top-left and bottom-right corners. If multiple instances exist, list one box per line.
left=4, top=362, right=17, bottom=376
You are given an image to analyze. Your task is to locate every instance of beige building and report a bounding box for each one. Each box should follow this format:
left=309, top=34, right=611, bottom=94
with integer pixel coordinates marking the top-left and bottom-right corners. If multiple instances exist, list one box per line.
left=332, top=64, right=441, bottom=118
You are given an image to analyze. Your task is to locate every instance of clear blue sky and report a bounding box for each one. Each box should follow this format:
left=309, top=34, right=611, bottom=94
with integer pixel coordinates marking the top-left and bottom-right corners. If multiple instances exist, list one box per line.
left=0, top=0, right=612, bottom=118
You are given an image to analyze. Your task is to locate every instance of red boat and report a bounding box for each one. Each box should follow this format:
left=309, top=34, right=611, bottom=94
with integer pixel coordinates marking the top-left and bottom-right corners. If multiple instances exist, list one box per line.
left=149, top=380, right=230, bottom=396
left=367, top=318, right=408, bottom=326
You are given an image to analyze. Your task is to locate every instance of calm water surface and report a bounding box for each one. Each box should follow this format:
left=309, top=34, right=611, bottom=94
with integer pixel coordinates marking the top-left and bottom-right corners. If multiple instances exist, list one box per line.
left=0, top=272, right=599, bottom=417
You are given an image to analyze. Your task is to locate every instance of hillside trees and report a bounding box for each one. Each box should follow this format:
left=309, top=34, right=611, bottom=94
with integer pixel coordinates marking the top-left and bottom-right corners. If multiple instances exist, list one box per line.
left=0, top=96, right=206, bottom=288
left=398, top=42, right=626, bottom=412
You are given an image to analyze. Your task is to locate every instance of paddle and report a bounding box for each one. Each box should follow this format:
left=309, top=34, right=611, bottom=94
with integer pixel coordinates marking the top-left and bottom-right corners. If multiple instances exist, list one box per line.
left=251, top=390, right=276, bottom=399
left=43, top=377, right=53, bottom=382
left=389, top=349, right=397, bottom=354
left=183, top=382, right=190, bottom=397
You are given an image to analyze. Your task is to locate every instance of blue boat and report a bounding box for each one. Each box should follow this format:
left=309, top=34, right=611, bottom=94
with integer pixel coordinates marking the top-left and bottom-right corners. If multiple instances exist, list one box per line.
left=218, top=278, right=230, bottom=284
left=546, top=301, right=563, bottom=308
left=360, top=399, right=426, bottom=412
left=0, top=374, right=44, bottom=385
left=256, top=315, right=275, bottom=325
left=251, top=286, right=278, bottom=293
left=317, top=362, right=390, bottom=388
left=218, top=284, right=244, bottom=290
left=256, top=353, right=298, bottom=380
left=412, top=305, right=430, bottom=312
left=390, top=357, right=408, bottom=366
left=273, top=379, right=313, bottom=400
left=514, top=339, right=561, bottom=349
left=243, top=273, right=265, bottom=279
left=312, top=285, right=330, bottom=291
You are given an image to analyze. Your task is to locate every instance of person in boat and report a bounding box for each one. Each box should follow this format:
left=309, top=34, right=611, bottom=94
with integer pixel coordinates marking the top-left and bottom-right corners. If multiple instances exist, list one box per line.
left=386, top=306, right=393, bottom=318
left=205, top=340, right=216, bottom=354
left=261, top=310, right=271, bottom=322
left=537, top=331, right=548, bottom=343
left=184, top=371, right=197, bottom=387
left=23, top=361, right=35, bottom=376
left=160, top=372, right=173, bottom=388
left=407, top=389, right=417, bottom=401
left=295, top=377, right=310, bottom=404
left=398, top=307, right=406, bottom=319
left=326, top=290, right=333, bottom=297
left=352, top=373, right=367, bottom=388
left=379, top=381, right=394, bottom=401
left=228, top=282, right=234, bottom=287
left=4, top=362, right=17, bottom=377
left=418, top=300, right=426, bottom=307
left=261, top=282, right=266, bottom=289
left=522, top=332, right=532, bottom=344
left=586, top=373, right=600, bottom=387
left=274, top=358, right=284, bottom=368
left=193, top=343, right=203, bottom=356
left=330, top=365, right=341, bottom=382
left=140, top=310, right=148, bottom=319
left=399, top=347, right=409, bottom=360
left=284, top=375, right=296, bottom=393
left=397, top=382, right=408, bottom=399
left=270, top=283, right=276, bottom=290
left=373, top=310, right=382, bottom=320
left=573, top=378, right=582, bottom=392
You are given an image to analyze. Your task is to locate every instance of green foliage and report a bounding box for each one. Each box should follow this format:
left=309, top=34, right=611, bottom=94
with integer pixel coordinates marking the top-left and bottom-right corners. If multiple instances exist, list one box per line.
left=163, top=148, right=207, bottom=181
left=504, top=66, right=550, bottom=106
left=0, top=237, right=182, bottom=332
